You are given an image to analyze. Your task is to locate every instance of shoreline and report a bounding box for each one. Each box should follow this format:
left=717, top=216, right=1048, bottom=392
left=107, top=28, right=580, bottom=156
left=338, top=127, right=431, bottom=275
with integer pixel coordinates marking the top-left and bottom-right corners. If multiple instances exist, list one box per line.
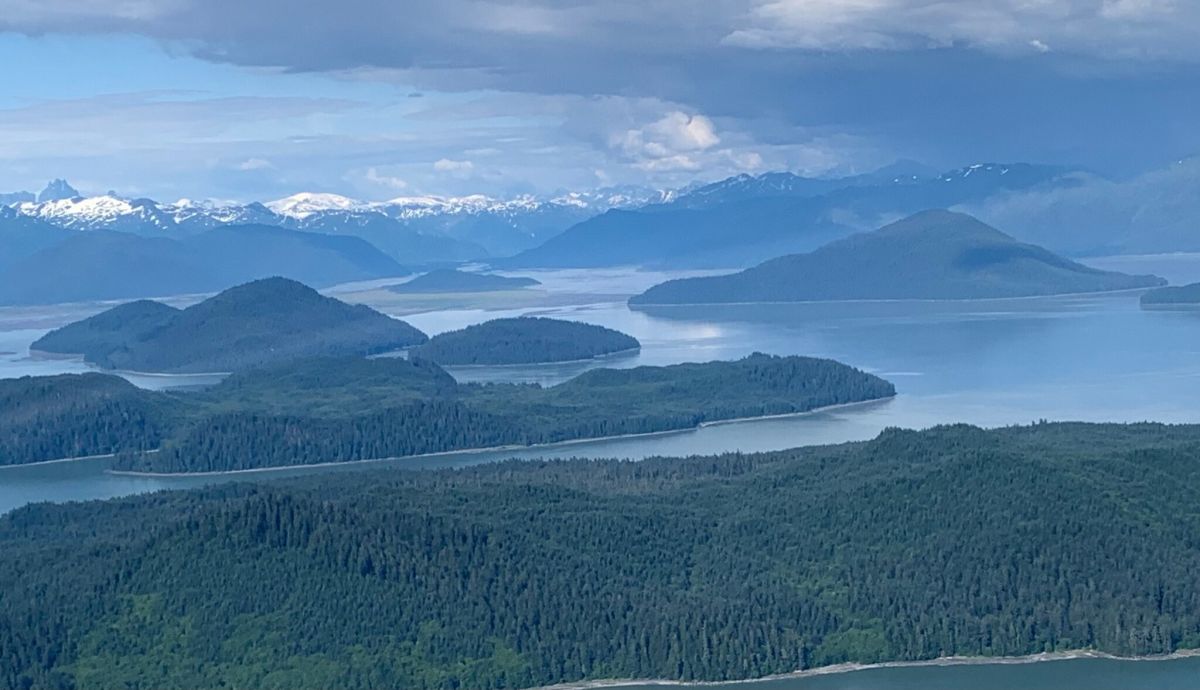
left=440, top=346, right=642, bottom=370
left=0, top=448, right=161, bottom=471
left=532, top=649, right=1200, bottom=689
left=628, top=286, right=1158, bottom=309
left=103, top=396, right=895, bottom=479
left=27, top=350, right=232, bottom=379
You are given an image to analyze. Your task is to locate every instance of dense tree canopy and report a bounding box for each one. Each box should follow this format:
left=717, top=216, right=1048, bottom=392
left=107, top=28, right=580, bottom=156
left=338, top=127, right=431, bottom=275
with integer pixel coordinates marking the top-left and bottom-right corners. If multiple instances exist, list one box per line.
left=2, top=423, right=1200, bottom=689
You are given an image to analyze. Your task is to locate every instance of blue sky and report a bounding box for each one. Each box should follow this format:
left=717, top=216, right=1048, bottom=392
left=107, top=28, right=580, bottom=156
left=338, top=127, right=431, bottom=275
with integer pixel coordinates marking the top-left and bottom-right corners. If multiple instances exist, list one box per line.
left=2, top=1, right=1199, bottom=201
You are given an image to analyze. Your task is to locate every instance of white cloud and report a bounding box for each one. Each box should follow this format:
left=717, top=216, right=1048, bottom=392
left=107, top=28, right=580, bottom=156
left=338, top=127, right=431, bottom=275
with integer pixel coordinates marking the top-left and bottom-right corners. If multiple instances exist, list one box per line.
left=363, top=167, right=408, bottom=190
left=433, top=158, right=475, bottom=174
left=616, top=111, right=720, bottom=170
left=727, top=150, right=764, bottom=171
left=236, top=157, right=274, bottom=171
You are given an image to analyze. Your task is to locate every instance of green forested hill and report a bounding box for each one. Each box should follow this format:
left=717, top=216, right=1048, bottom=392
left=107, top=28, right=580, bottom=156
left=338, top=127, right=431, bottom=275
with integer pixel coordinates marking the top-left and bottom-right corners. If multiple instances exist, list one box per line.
left=411, top=317, right=639, bottom=365
left=3, top=423, right=1200, bottom=689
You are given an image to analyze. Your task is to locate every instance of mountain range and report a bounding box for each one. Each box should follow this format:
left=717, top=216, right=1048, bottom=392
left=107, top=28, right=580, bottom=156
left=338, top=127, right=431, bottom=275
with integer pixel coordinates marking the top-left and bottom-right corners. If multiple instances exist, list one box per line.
left=3, top=161, right=1184, bottom=306
left=503, top=163, right=1080, bottom=269
left=3, top=185, right=671, bottom=261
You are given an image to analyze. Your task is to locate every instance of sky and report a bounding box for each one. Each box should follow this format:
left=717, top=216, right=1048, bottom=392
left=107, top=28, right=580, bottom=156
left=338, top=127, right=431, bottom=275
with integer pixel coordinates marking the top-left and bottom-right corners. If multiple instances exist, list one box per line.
left=1, top=0, right=1199, bottom=201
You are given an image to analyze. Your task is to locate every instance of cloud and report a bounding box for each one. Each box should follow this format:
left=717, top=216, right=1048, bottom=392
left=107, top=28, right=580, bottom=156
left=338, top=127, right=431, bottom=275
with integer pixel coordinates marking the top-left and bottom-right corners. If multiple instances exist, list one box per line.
left=363, top=166, right=408, bottom=190
left=724, top=0, right=1192, bottom=58
left=236, top=157, right=274, bottom=170
left=962, top=158, right=1200, bottom=255
left=615, top=111, right=720, bottom=170
left=433, top=158, right=475, bottom=174
left=4, top=2, right=1200, bottom=197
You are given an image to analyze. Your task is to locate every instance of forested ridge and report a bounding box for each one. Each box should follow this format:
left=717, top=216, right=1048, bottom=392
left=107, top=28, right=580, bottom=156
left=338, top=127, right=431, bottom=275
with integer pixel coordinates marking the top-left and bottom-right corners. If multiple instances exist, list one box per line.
left=3, top=423, right=1200, bottom=689
left=0, top=354, right=893, bottom=471
left=0, top=373, right=171, bottom=464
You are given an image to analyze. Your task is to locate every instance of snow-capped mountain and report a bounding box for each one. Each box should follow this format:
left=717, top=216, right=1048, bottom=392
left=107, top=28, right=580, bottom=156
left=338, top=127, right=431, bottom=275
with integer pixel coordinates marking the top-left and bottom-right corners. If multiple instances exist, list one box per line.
left=4, top=182, right=669, bottom=260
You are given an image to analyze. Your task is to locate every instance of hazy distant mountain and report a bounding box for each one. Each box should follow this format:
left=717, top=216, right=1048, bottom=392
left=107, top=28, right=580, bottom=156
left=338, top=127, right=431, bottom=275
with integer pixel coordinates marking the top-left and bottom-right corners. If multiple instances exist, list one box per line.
left=36, top=179, right=79, bottom=203
left=0, top=190, right=34, bottom=205
left=390, top=269, right=541, bottom=294
left=0, top=224, right=409, bottom=306
left=670, top=160, right=939, bottom=210
left=36, top=277, right=428, bottom=373
left=504, top=196, right=850, bottom=269
left=0, top=207, right=73, bottom=270
left=963, top=158, right=1200, bottom=257
left=630, top=210, right=1165, bottom=305
left=506, top=163, right=1079, bottom=269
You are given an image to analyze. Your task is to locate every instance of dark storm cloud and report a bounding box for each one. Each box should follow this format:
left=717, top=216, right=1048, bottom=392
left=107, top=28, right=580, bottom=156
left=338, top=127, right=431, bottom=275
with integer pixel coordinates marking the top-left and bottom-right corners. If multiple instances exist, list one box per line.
left=4, top=0, right=1200, bottom=174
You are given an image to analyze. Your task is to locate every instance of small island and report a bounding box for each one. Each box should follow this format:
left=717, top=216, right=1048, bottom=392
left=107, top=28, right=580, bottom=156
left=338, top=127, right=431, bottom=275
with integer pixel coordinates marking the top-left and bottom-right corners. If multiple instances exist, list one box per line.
left=630, top=210, right=1165, bottom=305
left=1141, top=283, right=1200, bottom=307
left=390, top=269, right=540, bottom=294
left=32, top=277, right=428, bottom=374
left=411, top=317, right=639, bottom=365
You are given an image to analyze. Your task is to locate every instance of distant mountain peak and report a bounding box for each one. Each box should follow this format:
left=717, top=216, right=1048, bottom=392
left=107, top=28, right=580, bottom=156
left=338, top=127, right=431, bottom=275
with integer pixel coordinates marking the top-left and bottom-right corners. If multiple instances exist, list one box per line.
left=37, top=179, right=80, bottom=203
left=265, top=192, right=367, bottom=219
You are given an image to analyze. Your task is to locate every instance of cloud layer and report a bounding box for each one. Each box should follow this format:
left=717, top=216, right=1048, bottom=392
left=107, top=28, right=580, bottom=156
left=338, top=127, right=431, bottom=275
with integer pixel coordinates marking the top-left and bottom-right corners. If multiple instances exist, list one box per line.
left=2, top=1, right=1199, bottom=197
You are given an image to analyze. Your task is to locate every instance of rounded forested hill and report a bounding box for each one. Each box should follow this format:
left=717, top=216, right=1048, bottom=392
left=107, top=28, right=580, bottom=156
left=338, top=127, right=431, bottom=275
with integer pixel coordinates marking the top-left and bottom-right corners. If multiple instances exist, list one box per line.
left=630, top=210, right=1166, bottom=305
left=34, top=277, right=428, bottom=374
left=412, top=317, right=639, bottom=365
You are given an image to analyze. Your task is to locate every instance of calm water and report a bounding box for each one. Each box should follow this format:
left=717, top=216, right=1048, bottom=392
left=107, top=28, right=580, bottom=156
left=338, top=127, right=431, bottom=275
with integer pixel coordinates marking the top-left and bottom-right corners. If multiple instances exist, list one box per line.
left=6, top=261, right=1200, bottom=514
left=609, top=656, right=1200, bottom=690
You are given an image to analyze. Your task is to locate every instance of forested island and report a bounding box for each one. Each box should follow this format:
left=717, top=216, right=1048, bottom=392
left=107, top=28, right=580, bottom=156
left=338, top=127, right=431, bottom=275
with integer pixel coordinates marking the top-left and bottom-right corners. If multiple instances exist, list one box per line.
left=3, top=422, right=1200, bottom=689
left=630, top=210, right=1165, bottom=305
left=31, top=277, right=428, bottom=373
left=391, top=269, right=541, bottom=293
left=0, top=354, right=893, bottom=471
left=411, top=317, right=640, bottom=365
left=1141, top=282, right=1200, bottom=306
